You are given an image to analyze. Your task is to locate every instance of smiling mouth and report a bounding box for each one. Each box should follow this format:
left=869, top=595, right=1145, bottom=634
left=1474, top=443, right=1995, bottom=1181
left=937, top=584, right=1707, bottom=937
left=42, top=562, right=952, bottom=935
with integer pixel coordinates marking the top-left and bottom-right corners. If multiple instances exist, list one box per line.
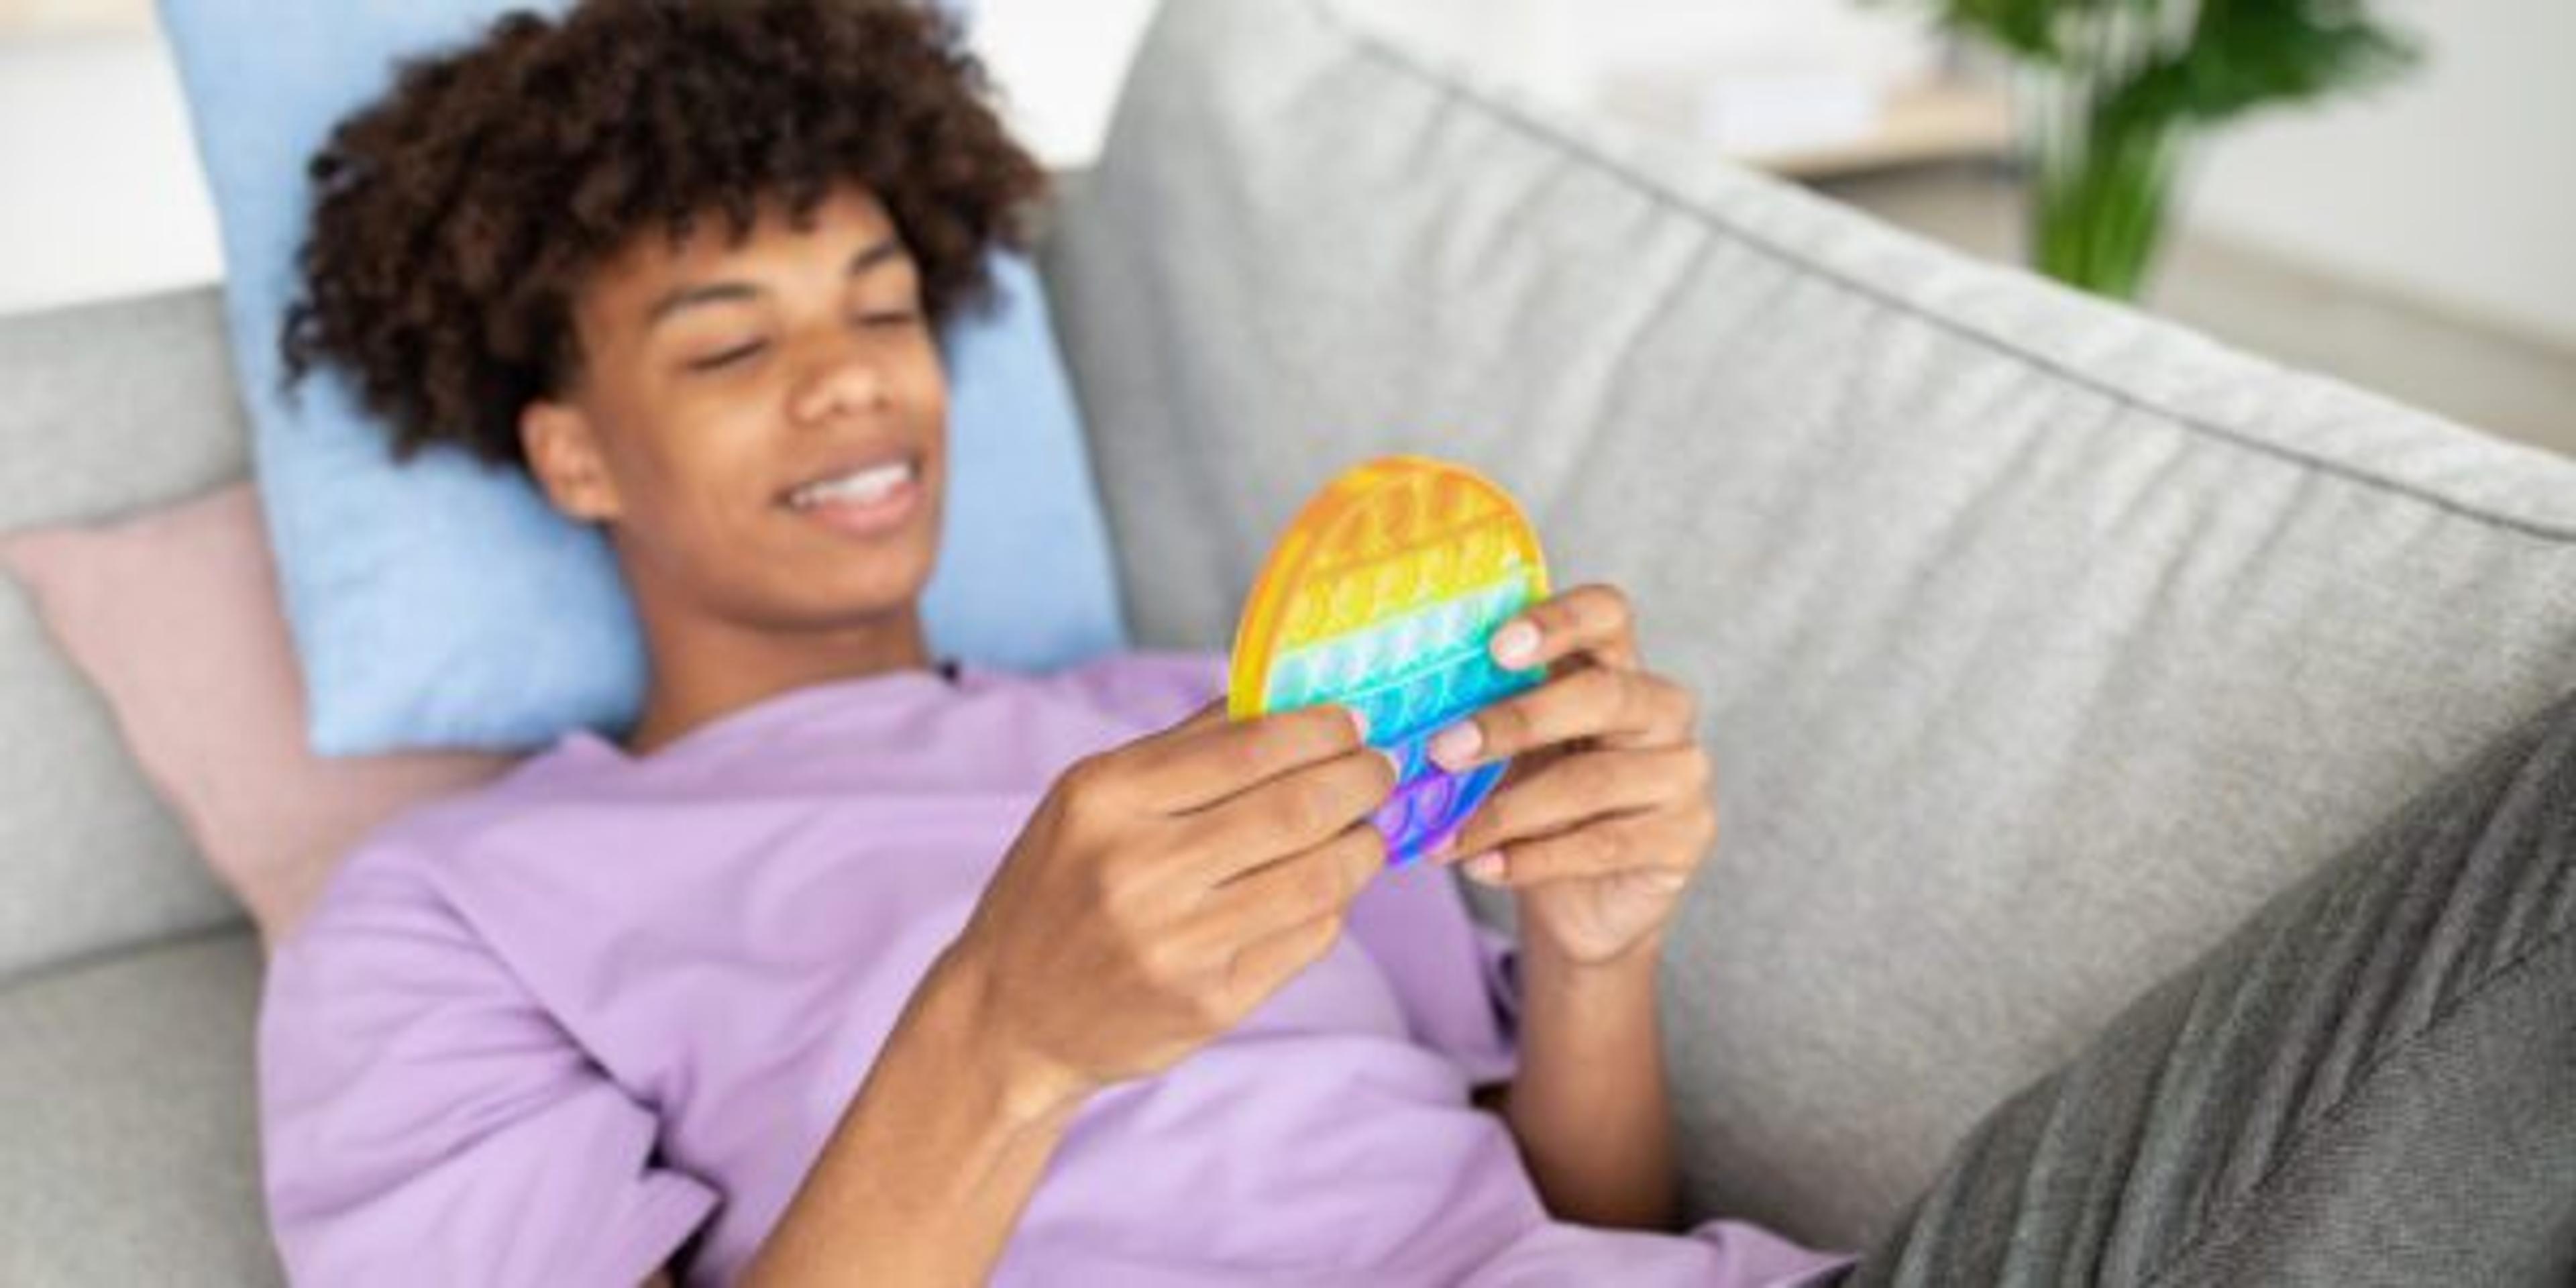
left=782, top=455, right=917, bottom=510
left=776, top=453, right=926, bottom=539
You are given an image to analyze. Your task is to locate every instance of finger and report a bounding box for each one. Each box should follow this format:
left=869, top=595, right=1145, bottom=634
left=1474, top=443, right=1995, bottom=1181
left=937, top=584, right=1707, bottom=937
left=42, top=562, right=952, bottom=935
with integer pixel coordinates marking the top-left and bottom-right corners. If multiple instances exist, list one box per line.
left=1218, top=904, right=1348, bottom=1017
left=1488, top=583, right=1641, bottom=674
left=1128, top=696, right=1250, bottom=755
left=1171, top=696, right=1230, bottom=734
left=1194, top=822, right=1384, bottom=941
left=1169, top=743, right=1401, bottom=883
left=1427, top=665, right=1693, bottom=772
left=1457, top=812, right=1705, bottom=890
left=1443, top=745, right=1709, bottom=859
left=1130, top=700, right=1373, bottom=814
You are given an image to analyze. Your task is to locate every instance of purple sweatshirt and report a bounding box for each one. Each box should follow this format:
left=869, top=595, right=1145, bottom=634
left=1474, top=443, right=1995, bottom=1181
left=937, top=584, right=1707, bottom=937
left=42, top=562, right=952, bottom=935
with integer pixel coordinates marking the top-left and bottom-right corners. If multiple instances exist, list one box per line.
left=258, top=649, right=1853, bottom=1285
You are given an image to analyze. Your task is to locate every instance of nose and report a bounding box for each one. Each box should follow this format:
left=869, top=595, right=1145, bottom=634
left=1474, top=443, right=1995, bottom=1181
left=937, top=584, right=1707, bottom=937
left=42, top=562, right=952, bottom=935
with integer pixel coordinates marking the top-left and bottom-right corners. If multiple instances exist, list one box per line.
left=787, top=331, right=890, bottom=425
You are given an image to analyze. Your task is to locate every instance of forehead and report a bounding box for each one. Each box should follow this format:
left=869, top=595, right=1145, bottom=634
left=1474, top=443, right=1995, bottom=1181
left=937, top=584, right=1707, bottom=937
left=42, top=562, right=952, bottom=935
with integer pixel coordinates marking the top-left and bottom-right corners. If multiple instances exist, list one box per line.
left=585, top=183, right=899, bottom=303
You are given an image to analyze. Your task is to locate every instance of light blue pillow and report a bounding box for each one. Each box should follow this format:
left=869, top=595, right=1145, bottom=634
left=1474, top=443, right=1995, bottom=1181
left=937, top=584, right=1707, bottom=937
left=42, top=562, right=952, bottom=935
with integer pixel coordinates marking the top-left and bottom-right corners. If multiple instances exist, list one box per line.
left=157, top=0, right=1128, bottom=755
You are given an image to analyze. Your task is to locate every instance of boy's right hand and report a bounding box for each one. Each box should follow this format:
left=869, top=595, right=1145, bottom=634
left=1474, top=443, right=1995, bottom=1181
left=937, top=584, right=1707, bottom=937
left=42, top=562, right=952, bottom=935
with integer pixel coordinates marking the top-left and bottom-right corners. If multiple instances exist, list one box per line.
left=947, top=698, right=1400, bottom=1114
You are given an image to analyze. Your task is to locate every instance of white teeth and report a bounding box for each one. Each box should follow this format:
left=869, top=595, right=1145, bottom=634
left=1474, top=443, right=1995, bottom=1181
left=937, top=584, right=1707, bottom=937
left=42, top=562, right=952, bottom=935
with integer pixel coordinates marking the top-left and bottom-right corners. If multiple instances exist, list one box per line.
left=788, top=460, right=912, bottom=510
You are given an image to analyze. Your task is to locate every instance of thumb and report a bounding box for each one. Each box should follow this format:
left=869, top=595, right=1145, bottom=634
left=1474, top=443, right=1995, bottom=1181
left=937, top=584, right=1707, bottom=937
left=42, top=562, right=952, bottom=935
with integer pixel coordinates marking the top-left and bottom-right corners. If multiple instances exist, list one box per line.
left=1143, top=696, right=1230, bottom=745
left=1175, top=696, right=1230, bottom=731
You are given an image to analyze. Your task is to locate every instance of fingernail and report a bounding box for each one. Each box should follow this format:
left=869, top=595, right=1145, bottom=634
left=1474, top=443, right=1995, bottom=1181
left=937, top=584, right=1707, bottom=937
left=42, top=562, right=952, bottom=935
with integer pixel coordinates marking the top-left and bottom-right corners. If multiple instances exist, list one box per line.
left=1347, top=704, right=1371, bottom=741
left=1462, top=851, right=1505, bottom=884
left=1428, top=721, right=1483, bottom=769
left=1491, top=620, right=1540, bottom=666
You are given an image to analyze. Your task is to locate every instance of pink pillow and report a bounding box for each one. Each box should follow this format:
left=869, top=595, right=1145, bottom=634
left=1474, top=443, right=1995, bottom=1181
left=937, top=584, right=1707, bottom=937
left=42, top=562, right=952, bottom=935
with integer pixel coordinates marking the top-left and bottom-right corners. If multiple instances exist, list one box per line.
left=1, top=484, right=513, bottom=951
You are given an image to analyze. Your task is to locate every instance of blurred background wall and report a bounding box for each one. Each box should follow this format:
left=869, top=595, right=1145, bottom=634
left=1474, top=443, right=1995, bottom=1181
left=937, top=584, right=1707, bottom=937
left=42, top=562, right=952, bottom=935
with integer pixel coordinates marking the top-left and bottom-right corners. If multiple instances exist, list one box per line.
left=2, top=0, right=2566, bottom=447
left=2186, top=0, right=2576, bottom=348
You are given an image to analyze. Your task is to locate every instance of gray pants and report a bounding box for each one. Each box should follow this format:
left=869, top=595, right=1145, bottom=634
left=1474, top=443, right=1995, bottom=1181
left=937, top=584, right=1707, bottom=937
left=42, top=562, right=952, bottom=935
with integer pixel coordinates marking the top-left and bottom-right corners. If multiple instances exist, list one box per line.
left=1841, top=688, right=2576, bottom=1286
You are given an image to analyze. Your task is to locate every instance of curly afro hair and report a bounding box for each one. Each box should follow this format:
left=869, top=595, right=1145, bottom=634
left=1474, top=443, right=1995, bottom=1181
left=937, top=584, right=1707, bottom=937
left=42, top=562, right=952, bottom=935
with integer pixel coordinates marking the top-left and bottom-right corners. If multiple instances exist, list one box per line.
left=278, top=0, right=1046, bottom=470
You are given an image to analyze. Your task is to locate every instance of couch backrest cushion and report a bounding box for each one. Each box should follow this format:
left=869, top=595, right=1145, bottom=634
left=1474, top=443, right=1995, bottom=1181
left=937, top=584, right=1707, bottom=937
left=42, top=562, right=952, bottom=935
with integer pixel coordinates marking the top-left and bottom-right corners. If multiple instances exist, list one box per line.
left=1040, top=0, right=2576, bottom=1244
left=0, top=288, right=254, bottom=983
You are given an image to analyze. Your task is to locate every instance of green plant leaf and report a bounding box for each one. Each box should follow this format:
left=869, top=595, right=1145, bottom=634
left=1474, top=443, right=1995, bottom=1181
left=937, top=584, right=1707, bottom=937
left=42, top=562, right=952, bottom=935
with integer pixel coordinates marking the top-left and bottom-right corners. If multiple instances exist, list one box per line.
left=2178, top=0, right=2421, bottom=123
left=1939, top=0, right=2066, bottom=58
left=1898, top=0, right=2419, bottom=99
left=1878, top=0, right=2424, bottom=298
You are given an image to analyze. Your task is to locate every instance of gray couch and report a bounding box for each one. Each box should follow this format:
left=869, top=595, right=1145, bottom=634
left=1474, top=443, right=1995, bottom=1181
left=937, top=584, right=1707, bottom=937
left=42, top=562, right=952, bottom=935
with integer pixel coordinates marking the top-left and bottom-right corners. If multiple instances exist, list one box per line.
left=8, top=0, right=2576, bottom=1281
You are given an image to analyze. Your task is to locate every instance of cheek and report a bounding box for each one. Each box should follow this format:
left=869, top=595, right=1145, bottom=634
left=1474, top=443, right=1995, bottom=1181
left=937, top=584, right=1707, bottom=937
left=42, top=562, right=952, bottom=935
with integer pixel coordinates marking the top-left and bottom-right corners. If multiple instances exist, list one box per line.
left=695, top=435, right=790, bottom=537
left=620, top=405, right=775, bottom=537
left=906, top=350, right=951, bottom=515
left=904, top=335, right=950, bottom=418
left=917, top=374, right=949, bottom=429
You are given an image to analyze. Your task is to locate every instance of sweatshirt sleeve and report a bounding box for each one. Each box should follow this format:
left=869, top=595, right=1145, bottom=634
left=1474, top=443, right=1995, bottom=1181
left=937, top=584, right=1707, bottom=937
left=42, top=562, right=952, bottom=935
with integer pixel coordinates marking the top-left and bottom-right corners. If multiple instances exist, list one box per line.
left=257, top=841, right=719, bottom=1287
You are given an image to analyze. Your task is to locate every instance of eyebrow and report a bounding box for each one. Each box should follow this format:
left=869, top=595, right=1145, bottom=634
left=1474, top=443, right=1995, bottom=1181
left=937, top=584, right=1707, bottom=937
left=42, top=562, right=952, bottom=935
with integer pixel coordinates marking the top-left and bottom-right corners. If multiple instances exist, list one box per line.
left=643, top=237, right=907, bottom=329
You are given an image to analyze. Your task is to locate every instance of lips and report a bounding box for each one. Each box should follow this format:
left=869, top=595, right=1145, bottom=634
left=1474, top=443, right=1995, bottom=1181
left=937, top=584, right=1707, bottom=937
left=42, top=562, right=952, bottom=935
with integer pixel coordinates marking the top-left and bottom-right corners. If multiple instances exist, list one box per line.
left=777, top=448, right=921, bottom=511
left=775, top=447, right=927, bottom=541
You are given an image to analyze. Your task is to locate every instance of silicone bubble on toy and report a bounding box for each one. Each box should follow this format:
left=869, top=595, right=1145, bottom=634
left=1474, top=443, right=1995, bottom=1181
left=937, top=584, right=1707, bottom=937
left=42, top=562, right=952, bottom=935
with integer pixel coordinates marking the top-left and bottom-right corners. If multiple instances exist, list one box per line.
left=1226, top=455, right=1551, bottom=865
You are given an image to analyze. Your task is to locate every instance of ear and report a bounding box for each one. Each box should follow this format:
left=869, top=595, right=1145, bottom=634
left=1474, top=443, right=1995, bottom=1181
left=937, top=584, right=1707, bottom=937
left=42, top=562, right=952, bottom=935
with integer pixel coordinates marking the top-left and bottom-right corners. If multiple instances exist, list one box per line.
left=520, top=398, right=623, bottom=523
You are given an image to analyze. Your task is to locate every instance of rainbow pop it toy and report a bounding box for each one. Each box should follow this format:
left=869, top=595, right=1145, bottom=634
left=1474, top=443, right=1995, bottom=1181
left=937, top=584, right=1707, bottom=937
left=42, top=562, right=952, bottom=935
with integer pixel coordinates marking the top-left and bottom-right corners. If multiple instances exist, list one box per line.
left=1228, top=455, right=1550, bottom=865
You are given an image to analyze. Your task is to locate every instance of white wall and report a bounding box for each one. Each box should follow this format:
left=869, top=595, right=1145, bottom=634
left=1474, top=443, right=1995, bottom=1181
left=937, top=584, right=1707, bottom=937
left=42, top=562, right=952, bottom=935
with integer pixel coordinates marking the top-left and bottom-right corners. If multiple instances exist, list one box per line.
left=2, top=0, right=2569, bottom=351
left=1360, top=0, right=1937, bottom=105
left=0, top=31, right=221, bottom=315
left=967, top=0, right=1159, bottom=168
left=0, top=2, right=1167, bottom=317
left=2184, top=0, right=2576, bottom=347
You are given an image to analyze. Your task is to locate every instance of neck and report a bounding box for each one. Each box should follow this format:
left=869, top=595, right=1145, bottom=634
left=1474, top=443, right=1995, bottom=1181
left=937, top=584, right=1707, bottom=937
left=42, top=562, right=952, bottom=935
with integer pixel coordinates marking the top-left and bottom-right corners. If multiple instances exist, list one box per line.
left=621, top=586, right=936, bottom=759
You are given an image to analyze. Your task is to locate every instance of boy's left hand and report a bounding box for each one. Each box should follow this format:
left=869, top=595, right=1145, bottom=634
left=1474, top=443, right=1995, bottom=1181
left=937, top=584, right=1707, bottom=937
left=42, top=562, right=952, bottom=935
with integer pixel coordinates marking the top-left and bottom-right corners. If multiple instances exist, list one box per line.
left=1426, top=582, right=1713, bottom=970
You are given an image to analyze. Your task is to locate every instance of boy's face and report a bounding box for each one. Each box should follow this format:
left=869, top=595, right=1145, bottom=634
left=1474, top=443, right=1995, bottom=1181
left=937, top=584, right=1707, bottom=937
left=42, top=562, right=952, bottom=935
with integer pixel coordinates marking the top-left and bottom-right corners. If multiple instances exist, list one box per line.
left=519, top=182, right=947, bottom=635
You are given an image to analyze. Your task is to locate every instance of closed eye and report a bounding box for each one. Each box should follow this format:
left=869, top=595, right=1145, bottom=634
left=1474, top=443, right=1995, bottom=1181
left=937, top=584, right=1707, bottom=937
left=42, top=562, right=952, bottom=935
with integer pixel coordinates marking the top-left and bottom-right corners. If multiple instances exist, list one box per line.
left=859, top=309, right=920, bottom=327
left=687, top=341, right=765, bottom=372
